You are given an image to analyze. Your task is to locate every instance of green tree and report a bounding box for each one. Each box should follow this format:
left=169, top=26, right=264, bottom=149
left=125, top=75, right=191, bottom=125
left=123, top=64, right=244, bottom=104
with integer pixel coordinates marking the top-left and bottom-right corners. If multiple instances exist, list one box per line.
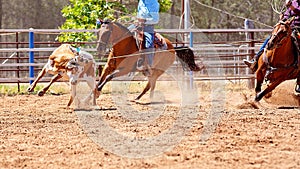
left=57, top=0, right=173, bottom=43
left=57, top=0, right=127, bottom=43
left=159, top=0, right=173, bottom=12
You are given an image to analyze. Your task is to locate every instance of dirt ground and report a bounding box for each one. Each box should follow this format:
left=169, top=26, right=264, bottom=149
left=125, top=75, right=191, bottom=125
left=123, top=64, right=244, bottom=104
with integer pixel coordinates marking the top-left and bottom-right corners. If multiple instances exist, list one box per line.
left=0, top=80, right=300, bottom=169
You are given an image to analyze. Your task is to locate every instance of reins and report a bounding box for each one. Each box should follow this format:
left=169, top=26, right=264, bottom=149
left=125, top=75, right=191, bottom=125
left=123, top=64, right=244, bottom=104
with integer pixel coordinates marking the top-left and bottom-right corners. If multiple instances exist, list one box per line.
left=263, top=23, right=297, bottom=81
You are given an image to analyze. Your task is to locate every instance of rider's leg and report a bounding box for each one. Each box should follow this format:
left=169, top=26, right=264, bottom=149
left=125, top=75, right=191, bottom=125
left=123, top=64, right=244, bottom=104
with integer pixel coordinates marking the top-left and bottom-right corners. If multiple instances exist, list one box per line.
left=291, top=29, right=300, bottom=93
left=244, top=36, right=270, bottom=72
left=141, top=25, right=155, bottom=76
left=144, top=31, right=155, bottom=66
left=291, top=29, right=300, bottom=67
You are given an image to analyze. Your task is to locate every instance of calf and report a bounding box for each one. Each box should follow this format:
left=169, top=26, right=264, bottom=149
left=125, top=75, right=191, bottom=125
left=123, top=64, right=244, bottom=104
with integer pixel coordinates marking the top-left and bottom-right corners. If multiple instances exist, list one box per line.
left=66, top=50, right=98, bottom=107
left=27, top=44, right=98, bottom=107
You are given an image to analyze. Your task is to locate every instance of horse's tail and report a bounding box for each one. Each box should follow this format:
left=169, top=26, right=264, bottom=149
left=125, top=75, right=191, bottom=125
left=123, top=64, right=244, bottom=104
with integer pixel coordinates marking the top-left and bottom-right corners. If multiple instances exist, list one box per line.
left=174, top=46, right=202, bottom=71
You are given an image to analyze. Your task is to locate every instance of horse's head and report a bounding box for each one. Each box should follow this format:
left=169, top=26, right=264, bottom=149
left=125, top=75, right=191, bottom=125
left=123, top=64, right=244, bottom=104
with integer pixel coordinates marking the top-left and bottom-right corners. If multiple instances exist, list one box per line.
left=96, top=19, right=132, bottom=56
left=266, top=18, right=294, bottom=50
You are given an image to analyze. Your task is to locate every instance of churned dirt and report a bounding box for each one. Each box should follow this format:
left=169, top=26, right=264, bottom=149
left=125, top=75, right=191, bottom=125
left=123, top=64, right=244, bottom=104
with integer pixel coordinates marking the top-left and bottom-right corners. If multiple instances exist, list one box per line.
left=0, top=80, right=300, bottom=169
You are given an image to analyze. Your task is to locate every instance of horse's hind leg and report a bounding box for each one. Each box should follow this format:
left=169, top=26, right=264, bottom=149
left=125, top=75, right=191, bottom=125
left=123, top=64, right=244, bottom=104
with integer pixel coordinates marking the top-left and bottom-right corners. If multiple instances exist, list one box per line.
left=135, top=82, right=150, bottom=100
left=135, top=70, right=163, bottom=100
left=38, top=73, right=63, bottom=96
left=149, top=71, right=163, bottom=99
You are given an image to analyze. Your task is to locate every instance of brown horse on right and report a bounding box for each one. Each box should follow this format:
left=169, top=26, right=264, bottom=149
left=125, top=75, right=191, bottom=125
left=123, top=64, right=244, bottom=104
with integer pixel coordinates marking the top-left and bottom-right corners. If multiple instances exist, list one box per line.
left=255, top=18, right=300, bottom=101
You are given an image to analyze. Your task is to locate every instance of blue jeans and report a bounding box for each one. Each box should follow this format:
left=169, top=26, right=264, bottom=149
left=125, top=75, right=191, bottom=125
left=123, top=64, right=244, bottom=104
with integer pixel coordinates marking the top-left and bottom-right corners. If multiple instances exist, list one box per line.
left=255, top=36, right=270, bottom=59
left=143, top=25, right=155, bottom=66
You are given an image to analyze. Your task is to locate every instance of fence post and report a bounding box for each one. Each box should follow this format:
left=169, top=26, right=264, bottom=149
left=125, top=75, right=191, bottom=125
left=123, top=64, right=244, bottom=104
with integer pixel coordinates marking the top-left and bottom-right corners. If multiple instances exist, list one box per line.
left=16, top=32, right=20, bottom=92
left=244, top=19, right=255, bottom=88
left=29, top=28, right=34, bottom=84
left=189, top=31, right=194, bottom=89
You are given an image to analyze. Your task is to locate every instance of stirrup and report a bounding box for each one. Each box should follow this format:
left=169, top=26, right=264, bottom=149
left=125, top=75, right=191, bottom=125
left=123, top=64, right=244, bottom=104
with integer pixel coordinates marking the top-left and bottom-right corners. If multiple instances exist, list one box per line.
left=136, top=58, right=145, bottom=71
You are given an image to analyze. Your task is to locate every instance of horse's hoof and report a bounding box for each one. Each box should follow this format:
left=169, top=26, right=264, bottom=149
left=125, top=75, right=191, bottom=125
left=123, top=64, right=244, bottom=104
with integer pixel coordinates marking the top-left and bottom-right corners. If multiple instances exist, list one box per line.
left=130, top=99, right=136, bottom=103
left=254, top=96, right=261, bottom=102
left=97, top=86, right=102, bottom=91
left=38, top=91, right=45, bottom=96
left=27, top=87, right=33, bottom=92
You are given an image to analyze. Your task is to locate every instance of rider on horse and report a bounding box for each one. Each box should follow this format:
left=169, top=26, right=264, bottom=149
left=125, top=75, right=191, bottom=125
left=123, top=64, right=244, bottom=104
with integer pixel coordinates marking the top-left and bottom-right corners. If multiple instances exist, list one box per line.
left=133, top=0, right=160, bottom=76
left=244, top=0, right=300, bottom=72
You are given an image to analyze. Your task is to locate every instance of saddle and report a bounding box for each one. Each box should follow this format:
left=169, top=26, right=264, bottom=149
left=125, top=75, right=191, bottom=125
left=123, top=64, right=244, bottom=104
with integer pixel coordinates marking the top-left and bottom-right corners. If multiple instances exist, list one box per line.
left=132, top=26, right=168, bottom=75
left=133, top=27, right=168, bottom=51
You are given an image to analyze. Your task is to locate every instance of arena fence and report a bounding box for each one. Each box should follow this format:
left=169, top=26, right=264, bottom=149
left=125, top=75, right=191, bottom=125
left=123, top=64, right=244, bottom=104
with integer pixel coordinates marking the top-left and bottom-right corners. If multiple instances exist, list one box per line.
left=0, top=28, right=271, bottom=91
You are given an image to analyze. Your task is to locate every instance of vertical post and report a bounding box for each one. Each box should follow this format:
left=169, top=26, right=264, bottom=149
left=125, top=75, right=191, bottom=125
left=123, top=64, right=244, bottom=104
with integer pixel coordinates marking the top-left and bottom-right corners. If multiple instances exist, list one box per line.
left=244, top=19, right=255, bottom=88
left=16, top=32, right=20, bottom=92
left=184, top=0, right=193, bottom=89
left=189, top=31, right=194, bottom=89
left=29, top=28, right=34, bottom=84
left=184, top=0, right=190, bottom=44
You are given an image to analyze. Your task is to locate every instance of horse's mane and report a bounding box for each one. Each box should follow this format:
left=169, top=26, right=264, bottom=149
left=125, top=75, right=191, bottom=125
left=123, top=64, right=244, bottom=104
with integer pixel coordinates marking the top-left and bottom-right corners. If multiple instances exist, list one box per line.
left=113, top=22, right=133, bottom=36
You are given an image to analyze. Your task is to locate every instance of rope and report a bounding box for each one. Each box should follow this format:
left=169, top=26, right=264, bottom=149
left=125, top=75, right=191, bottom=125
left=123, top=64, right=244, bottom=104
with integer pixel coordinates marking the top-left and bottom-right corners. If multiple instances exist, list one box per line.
left=1, top=52, right=17, bottom=64
left=192, top=0, right=273, bottom=28
left=111, top=47, right=189, bottom=59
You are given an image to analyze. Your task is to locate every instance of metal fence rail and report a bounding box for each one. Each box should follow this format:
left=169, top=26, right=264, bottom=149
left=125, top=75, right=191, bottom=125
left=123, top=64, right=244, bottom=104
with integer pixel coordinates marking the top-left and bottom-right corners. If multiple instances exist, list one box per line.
left=0, top=28, right=271, bottom=88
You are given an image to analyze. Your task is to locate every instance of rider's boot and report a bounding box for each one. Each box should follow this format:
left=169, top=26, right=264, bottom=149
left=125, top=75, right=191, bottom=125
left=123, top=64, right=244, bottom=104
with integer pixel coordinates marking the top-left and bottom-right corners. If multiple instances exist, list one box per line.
left=136, top=57, right=152, bottom=77
left=243, top=50, right=263, bottom=73
left=243, top=58, right=257, bottom=72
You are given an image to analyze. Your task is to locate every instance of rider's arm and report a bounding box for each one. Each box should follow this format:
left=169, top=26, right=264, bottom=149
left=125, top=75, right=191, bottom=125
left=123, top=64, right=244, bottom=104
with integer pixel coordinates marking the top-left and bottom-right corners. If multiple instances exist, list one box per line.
left=287, top=0, right=300, bottom=16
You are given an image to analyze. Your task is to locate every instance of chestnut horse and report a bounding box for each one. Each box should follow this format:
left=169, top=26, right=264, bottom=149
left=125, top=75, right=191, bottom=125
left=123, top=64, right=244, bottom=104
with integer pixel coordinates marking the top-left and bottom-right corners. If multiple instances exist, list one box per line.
left=255, top=18, right=300, bottom=101
left=96, top=20, right=201, bottom=100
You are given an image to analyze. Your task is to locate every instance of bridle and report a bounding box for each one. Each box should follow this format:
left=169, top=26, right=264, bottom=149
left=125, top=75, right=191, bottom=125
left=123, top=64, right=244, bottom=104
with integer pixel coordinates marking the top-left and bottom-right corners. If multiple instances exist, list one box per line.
left=97, top=21, right=135, bottom=69
left=97, top=20, right=112, bottom=48
left=263, top=20, right=295, bottom=79
left=98, top=21, right=132, bottom=47
left=269, top=21, right=292, bottom=49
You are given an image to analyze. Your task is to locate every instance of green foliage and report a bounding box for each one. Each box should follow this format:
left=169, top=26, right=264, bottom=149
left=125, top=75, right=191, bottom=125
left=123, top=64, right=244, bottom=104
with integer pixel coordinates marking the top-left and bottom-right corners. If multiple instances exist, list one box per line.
left=57, top=0, right=127, bottom=44
left=159, top=0, right=173, bottom=12
left=57, top=0, right=172, bottom=44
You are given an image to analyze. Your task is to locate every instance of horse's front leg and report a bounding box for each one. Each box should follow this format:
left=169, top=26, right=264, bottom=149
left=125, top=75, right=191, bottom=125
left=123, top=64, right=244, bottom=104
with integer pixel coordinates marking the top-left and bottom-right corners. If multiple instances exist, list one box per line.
left=97, top=70, right=120, bottom=91
left=255, top=69, right=265, bottom=93
left=255, top=78, right=284, bottom=101
left=38, top=73, right=63, bottom=96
